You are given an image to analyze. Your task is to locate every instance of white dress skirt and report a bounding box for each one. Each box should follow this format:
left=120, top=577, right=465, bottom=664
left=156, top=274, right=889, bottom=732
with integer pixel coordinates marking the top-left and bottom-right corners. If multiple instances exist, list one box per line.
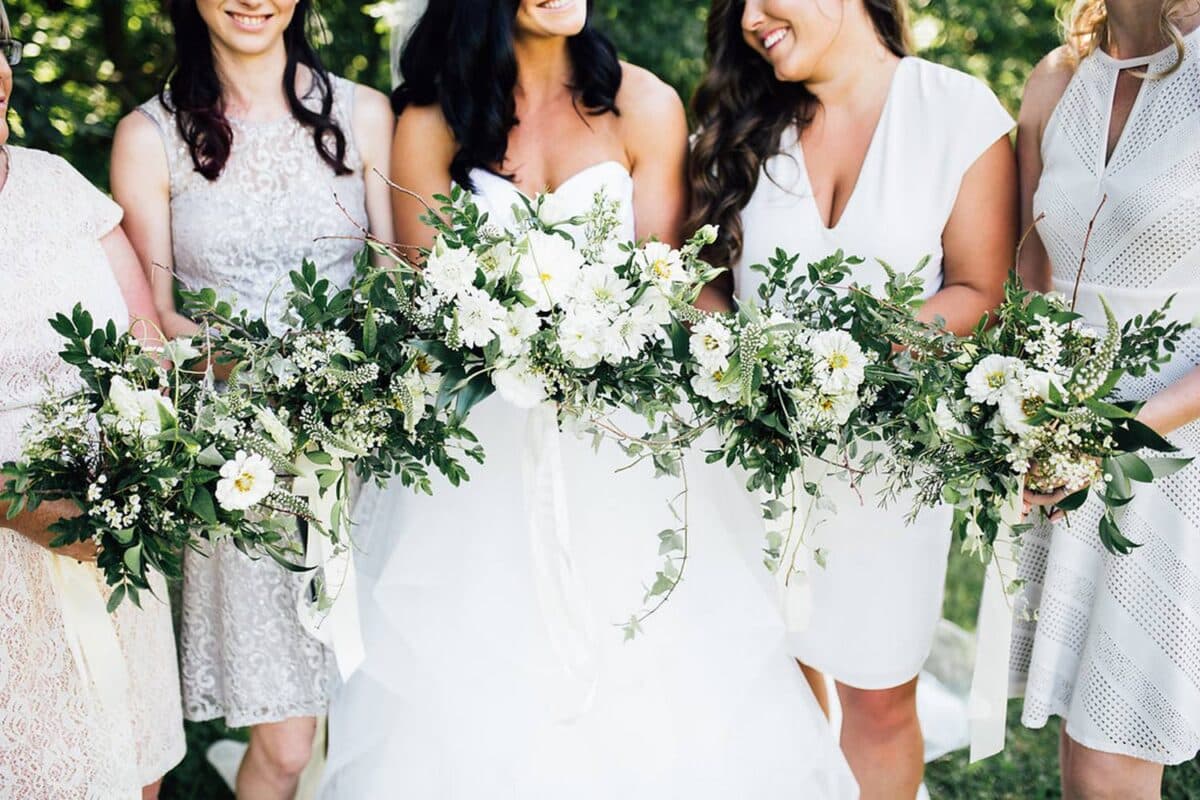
left=734, top=57, right=1015, bottom=689
left=321, top=162, right=857, bottom=798
left=1010, top=28, right=1200, bottom=764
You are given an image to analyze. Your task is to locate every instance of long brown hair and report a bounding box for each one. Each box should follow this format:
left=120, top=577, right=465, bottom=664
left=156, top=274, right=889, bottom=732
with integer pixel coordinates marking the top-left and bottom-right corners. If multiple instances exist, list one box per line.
left=687, top=0, right=911, bottom=271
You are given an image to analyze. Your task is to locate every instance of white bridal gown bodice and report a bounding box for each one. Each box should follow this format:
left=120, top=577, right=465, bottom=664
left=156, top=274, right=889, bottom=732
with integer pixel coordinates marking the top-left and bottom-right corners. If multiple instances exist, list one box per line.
left=321, top=162, right=857, bottom=798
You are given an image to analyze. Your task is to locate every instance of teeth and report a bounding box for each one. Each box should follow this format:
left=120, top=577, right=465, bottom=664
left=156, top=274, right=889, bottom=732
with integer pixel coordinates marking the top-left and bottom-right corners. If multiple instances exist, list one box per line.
left=763, top=29, right=788, bottom=49
left=540, top=0, right=570, bottom=8
left=231, top=12, right=269, bottom=27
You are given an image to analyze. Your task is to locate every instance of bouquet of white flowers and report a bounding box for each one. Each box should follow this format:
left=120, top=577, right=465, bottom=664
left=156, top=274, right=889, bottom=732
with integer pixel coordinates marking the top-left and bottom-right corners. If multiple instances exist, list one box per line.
left=890, top=278, right=1192, bottom=555
left=0, top=306, right=310, bottom=609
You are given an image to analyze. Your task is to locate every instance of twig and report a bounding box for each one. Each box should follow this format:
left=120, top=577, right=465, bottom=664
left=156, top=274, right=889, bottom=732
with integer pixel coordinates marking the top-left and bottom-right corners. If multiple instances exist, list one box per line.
left=1072, top=195, right=1108, bottom=312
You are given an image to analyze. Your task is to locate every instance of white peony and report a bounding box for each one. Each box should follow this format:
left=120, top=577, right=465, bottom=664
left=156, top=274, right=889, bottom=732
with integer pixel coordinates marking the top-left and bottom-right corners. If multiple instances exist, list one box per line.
left=215, top=450, right=276, bottom=511
left=518, top=231, right=586, bottom=311
left=108, top=375, right=176, bottom=440
left=424, top=240, right=482, bottom=300
left=690, top=316, right=734, bottom=372
left=454, top=288, right=506, bottom=348
left=254, top=406, right=295, bottom=453
left=636, top=241, right=689, bottom=287
left=809, top=330, right=868, bottom=394
left=964, top=354, right=1026, bottom=405
left=493, top=360, right=550, bottom=408
left=497, top=305, right=541, bottom=357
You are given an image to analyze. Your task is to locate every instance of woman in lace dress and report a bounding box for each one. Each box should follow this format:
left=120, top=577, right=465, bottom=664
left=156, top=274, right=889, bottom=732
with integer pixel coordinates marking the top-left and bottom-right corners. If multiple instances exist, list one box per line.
left=688, top=2, right=1016, bottom=796
left=1015, top=1, right=1200, bottom=796
left=111, top=1, right=394, bottom=796
left=0, top=4, right=185, bottom=797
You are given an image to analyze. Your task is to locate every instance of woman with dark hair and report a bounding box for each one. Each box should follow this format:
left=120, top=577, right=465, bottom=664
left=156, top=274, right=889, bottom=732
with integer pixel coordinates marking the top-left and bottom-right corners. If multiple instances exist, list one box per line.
left=1014, top=1, right=1200, bottom=796
left=110, top=2, right=394, bottom=796
left=0, top=2, right=184, bottom=796
left=689, top=1, right=1017, bottom=797
left=320, top=2, right=854, bottom=797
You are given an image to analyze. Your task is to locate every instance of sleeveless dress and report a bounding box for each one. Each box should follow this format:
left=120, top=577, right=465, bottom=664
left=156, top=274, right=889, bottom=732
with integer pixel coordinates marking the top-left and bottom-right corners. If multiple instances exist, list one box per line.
left=1009, top=29, right=1200, bottom=764
left=735, top=57, right=1015, bottom=689
left=137, top=76, right=369, bottom=726
left=321, top=162, right=857, bottom=799
left=0, top=145, right=185, bottom=797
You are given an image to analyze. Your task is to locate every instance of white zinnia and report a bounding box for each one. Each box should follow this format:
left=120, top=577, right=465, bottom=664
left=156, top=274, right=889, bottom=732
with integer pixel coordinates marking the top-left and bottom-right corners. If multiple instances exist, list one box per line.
left=964, top=354, right=1026, bottom=406
left=636, top=241, right=689, bottom=287
left=108, top=375, right=176, bottom=439
left=424, top=241, right=482, bottom=300
left=493, top=360, right=550, bottom=408
left=691, top=367, right=741, bottom=405
left=215, top=450, right=276, bottom=511
left=455, top=288, right=506, bottom=348
left=690, top=317, right=734, bottom=372
left=814, top=391, right=860, bottom=427
left=809, top=330, right=868, bottom=394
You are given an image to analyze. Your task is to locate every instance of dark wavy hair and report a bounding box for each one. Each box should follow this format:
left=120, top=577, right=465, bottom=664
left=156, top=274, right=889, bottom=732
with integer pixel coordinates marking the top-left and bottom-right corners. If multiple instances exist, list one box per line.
left=394, top=0, right=622, bottom=191
left=161, top=0, right=351, bottom=181
left=688, top=0, right=911, bottom=270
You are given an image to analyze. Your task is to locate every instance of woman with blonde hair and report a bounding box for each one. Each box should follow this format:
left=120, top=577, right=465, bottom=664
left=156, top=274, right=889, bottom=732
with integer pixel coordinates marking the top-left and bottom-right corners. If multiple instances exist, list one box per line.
left=0, top=2, right=185, bottom=797
left=1016, top=0, right=1200, bottom=796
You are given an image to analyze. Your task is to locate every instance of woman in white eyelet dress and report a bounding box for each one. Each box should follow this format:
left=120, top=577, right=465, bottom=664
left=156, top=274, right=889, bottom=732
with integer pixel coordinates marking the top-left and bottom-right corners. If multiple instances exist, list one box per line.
left=1011, top=4, right=1200, bottom=785
left=0, top=146, right=184, bottom=797
left=321, top=2, right=855, bottom=798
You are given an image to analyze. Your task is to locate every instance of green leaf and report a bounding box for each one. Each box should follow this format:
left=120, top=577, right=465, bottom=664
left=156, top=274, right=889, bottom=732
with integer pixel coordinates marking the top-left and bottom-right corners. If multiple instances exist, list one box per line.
left=106, top=584, right=127, bottom=614
left=1114, top=453, right=1154, bottom=484
left=1146, top=456, right=1193, bottom=480
left=1055, top=488, right=1089, bottom=512
left=122, top=542, right=144, bottom=577
left=189, top=486, right=218, bottom=525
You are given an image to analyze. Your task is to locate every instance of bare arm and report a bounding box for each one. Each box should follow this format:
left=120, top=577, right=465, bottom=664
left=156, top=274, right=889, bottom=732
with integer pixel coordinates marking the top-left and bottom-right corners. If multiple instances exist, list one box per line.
left=102, top=226, right=164, bottom=346
left=110, top=110, right=197, bottom=340
left=390, top=104, right=458, bottom=258
left=353, top=84, right=397, bottom=262
left=921, top=135, right=1018, bottom=334
left=0, top=497, right=93, bottom=561
left=1016, top=48, right=1076, bottom=291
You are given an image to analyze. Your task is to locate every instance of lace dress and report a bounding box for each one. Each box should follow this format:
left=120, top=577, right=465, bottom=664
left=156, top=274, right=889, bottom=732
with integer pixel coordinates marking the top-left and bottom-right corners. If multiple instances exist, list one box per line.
left=138, top=76, right=368, bottom=726
left=0, top=145, right=185, bottom=797
left=1010, top=28, right=1200, bottom=764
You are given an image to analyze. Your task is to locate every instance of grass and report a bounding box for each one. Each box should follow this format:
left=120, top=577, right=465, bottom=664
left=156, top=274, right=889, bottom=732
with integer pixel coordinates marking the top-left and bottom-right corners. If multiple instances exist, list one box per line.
left=160, top=553, right=1200, bottom=798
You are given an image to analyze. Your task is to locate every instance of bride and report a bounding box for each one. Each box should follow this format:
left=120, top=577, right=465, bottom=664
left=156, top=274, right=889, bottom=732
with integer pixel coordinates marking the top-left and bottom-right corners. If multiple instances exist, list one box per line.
left=321, top=2, right=855, bottom=797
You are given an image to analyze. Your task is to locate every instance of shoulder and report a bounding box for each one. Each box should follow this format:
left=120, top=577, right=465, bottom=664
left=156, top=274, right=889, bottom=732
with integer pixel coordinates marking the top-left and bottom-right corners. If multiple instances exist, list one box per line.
left=114, top=105, right=169, bottom=149
left=393, top=101, right=457, bottom=168
left=351, top=82, right=393, bottom=123
left=908, top=57, right=1005, bottom=110
left=1020, top=47, right=1077, bottom=130
left=9, top=145, right=90, bottom=188
left=616, top=62, right=685, bottom=122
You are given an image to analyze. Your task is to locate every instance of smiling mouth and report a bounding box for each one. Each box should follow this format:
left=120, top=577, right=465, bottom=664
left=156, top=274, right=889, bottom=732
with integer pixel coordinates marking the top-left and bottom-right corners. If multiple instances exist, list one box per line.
left=762, top=28, right=789, bottom=51
left=227, top=11, right=273, bottom=29
left=538, top=0, right=574, bottom=9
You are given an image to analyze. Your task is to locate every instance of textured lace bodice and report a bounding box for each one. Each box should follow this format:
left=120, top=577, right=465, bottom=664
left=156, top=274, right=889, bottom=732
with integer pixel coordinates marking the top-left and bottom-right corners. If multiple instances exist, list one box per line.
left=0, top=145, right=184, bottom=797
left=138, top=76, right=368, bottom=331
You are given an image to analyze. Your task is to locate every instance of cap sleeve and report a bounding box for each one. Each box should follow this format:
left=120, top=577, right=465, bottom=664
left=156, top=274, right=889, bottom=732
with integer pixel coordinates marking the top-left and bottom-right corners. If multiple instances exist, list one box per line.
left=41, top=151, right=124, bottom=240
left=955, top=73, right=1015, bottom=174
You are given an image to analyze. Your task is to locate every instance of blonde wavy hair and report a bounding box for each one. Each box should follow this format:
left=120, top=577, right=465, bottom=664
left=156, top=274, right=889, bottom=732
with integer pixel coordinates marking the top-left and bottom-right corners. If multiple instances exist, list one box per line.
left=0, top=1, right=9, bottom=40
left=1066, top=0, right=1194, bottom=73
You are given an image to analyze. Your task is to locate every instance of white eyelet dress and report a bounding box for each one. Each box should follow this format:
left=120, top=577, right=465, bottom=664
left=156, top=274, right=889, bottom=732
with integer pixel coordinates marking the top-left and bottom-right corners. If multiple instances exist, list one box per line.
left=1009, top=29, right=1200, bottom=764
left=735, top=57, right=1014, bottom=689
left=0, top=145, right=185, bottom=797
left=137, top=76, right=368, bottom=727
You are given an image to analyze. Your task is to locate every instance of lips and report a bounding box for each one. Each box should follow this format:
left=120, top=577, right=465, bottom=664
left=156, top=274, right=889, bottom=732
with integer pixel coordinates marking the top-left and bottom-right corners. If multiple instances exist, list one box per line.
left=538, top=0, right=574, bottom=10
left=762, top=27, right=789, bottom=51
left=227, top=10, right=273, bottom=31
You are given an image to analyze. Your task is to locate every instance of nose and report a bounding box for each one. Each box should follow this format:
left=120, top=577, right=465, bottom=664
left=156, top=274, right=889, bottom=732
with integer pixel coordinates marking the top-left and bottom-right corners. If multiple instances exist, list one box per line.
left=742, top=0, right=767, bottom=33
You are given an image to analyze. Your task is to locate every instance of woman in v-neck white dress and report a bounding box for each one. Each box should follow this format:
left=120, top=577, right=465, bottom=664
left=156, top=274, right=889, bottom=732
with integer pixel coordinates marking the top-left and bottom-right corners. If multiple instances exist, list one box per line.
left=321, top=2, right=855, bottom=797
left=1014, top=2, right=1200, bottom=796
left=689, top=1, right=1016, bottom=796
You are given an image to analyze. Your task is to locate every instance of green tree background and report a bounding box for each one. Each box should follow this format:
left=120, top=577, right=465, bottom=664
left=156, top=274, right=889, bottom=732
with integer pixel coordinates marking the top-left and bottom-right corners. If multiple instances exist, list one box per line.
left=4, top=1, right=1199, bottom=798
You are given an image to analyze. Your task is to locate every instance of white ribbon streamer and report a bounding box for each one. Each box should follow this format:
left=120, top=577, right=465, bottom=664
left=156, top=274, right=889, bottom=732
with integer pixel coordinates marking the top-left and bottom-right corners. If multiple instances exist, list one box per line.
left=47, top=554, right=139, bottom=799
left=967, top=484, right=1023, bottom=762
left=294, top=453, right=365, bottom=682
left=523, top=403, right=599, bottom=720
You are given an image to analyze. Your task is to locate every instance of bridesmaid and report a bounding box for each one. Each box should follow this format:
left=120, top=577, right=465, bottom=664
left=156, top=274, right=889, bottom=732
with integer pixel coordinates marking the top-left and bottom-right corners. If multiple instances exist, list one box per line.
left=1015, top=1, right=1200, bottom=796
left=110, top=1, right=394, bottom=796
left=689, top=1, right=1017, bottom=796
left=0, top=2, right=185, bottom=796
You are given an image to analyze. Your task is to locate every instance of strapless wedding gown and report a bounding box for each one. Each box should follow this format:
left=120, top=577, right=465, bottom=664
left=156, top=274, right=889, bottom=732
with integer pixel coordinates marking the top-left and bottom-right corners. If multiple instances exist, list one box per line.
left=320, top=161, right=856, bottom=798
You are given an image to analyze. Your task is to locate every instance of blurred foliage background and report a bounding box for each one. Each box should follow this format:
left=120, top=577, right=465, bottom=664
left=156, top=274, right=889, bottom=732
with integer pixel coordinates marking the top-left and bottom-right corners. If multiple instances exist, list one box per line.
left=6, top=1, right=1199, bottom=798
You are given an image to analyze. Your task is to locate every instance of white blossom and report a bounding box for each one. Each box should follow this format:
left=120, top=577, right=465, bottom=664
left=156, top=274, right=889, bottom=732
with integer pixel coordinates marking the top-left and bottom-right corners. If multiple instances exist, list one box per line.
left=454, top=288, right=506, bottom=348
left=108, top=375, right=176, bottom=440
left=493, top=360, right=550, bottom=408
left=425, top=240, right=482, bottom=300
left=636, top=241, right=689, bottom=288
left=809, top=330, right=868, bottom=394
left=215, top=450, right=276, bottom=511
left=965, top=355, right=1026, bottom=405
left=690, top=316, right=735, bottom=372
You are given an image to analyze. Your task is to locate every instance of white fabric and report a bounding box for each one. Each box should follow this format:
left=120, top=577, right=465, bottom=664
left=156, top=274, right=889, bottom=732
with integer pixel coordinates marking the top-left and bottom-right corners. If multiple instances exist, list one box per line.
left=0, top=145, right=185, bottom=797
left=138, top=75, right=369, bottom=726
left=735, top=57, right=1014, bottom=688
left=1011, top=27, right=1200, bottom=765
left=321, top=162, right=857, bottom=798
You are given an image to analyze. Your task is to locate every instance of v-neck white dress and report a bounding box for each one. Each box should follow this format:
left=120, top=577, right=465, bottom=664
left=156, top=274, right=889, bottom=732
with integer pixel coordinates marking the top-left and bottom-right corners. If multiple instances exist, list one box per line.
left=735, top=57, right=1014, bottom=689
left=1009, top=30, right=1200, bottom=764
left=322, top=161, right=856, bottom=798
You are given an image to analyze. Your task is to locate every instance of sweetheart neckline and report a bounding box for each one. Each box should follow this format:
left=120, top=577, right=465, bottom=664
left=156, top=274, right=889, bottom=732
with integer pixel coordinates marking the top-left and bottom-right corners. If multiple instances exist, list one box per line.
left=470, top=160, right=632, bottom=200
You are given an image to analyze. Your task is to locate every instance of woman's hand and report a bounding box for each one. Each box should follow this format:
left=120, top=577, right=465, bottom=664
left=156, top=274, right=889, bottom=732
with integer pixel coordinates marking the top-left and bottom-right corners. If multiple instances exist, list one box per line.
left=1021, top=485, right=1073, bottom=522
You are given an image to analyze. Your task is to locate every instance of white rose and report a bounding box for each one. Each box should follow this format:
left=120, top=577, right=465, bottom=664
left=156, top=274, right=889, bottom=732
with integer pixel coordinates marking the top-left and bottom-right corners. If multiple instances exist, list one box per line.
left=964, top=354, right=1026, bottom=405
left=519, top=231, right=586, bottom=311
left=493, top=360, right=550, bottom=409
left=425, top=240, right=482, bottom=300
left=108, top=375, right=176, bottom=439
left=809, top=330, right=868, bottom=394
left=454, top=287, right=506, bottom=348
left=215, top=450, right=276, bottom=511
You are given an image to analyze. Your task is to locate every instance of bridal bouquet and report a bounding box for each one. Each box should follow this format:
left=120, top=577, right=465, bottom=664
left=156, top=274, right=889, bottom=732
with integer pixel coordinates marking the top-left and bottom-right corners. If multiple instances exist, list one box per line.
left=678, top=250, right=930, bottom=571
left=890, top=279, right=1192, bottom=555
left=0, top=306, right=311, bottom=608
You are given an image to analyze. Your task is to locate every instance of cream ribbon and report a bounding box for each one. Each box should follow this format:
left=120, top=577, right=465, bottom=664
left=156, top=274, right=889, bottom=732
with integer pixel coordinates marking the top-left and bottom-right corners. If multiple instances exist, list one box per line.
left=47, top=554, right=140, bottom=799
left=294, top=452, right=365, bottom=682
left=523, top=402, right=600, bottom=719
left=967, top=482, right=1023, bottom=762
